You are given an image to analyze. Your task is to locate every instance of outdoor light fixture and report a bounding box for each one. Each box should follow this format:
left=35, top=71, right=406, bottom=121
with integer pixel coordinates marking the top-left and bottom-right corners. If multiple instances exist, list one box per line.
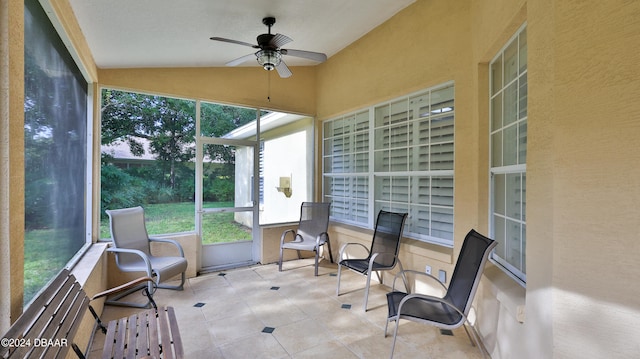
left=276, top=176, right=292, bottom=198
left=256, top=49, right=281, bottom=71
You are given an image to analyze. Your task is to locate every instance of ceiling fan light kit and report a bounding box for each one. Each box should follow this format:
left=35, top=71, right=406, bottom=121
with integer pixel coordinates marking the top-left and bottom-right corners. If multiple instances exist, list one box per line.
left=256, top=49, right=281, bottom=71
left=210, top=16, right=327, bottom=78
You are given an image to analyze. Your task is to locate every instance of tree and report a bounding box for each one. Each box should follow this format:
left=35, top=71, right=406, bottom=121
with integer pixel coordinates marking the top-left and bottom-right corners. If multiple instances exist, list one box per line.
left=100, top=89, right=259, bottom=206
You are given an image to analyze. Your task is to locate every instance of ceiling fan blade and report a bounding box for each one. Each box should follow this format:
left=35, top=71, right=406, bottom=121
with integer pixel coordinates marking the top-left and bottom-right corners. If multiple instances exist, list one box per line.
left=269, top=33, right=293, bottom=48
left=210, top=37, right=258, bottom=48
left=281, top=49, right=327, bottom=63
left=226, top=53, right=257, bottom=67
left=275, top=60, right=292, bottom=78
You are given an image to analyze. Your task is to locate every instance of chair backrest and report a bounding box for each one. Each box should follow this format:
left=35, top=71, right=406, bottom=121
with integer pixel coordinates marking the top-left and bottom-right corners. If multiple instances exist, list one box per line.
left=106, top=206, right=152, bottom=264
left=296, top=202, right=331, bottom=241
left=369, top=210, right=408, bottom=267
left=444, top=229, right=498, bottom=315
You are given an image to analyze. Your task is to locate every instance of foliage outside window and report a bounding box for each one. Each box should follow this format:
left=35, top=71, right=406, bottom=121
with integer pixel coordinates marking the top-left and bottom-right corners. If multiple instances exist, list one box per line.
left=100, top=90, right=257, bottom=243
left=24, top=0, right=89, bottom=304
left=490, top=24, right=527, bottom=284
left=323, top=83, right=455, bottom=246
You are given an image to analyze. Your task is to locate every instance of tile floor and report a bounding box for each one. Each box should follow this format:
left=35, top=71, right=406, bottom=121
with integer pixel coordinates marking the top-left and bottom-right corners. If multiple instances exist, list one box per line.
left=88, top=259, right=484, bottom=358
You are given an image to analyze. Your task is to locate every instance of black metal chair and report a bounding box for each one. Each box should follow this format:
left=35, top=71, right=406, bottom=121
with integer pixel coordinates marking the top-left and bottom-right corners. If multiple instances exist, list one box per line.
left=279, top=202, right=333, bottom=276
left=336, top=210, right=408, bottom=311
left=385, top=229, right=497, bottom=358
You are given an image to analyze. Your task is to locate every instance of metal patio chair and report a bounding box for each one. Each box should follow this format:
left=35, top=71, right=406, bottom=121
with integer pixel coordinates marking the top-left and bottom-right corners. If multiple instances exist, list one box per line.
left=279, top=202, right=333, bottom=276
left=385, top=229, right=497, bottom=358
left=336, top=210, right=408, bottom=311
left=106, top=206, right=188, bottom=308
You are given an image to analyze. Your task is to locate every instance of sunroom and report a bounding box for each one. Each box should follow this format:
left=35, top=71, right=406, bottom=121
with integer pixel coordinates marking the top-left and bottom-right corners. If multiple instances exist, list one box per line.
left=2, top=0, right=640, bottom=358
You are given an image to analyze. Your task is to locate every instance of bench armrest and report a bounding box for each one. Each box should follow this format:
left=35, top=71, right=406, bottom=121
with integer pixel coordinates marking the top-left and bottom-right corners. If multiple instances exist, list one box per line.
left=91, top=276, right=155, bottom=301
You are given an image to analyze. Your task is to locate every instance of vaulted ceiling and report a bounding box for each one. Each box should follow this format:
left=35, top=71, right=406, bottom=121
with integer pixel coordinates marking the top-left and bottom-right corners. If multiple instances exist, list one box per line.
left=68, top=0, right=415, bottom=69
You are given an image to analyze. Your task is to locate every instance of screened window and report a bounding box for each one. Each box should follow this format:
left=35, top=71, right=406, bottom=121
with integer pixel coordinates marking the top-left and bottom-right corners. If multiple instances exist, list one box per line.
left=24, top=0, right=90, bottom=304
left=490, top=24, right=527, bottom=284
left=323, top=82, right=455, bottom=246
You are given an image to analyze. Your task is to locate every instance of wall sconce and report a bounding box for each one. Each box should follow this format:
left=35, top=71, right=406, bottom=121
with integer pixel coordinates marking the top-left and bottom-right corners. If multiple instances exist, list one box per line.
left=276, top=176, right=292, bottom=198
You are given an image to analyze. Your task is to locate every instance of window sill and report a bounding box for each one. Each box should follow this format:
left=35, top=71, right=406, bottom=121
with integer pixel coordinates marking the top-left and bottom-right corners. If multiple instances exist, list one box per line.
left=483, top=264, right=526, bottom=323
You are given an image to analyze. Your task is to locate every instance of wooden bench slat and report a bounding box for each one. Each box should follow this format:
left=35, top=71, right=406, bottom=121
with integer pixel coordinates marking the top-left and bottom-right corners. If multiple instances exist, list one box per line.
left=166, top=307, right=183, bottom=358
left=146, top=310, right=160, bottom=358
left=158, top=308, right=173, bottom=359
left=102, top=319, right=118, bottom=359
left=125, top=313, right=137, bottom=359
left=135, top=313, right=147, bottom=359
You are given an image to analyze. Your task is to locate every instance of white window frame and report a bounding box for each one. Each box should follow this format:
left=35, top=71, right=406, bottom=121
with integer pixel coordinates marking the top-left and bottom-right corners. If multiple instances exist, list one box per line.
left=489, top=23, right=527, bottom=285
left=323, top=82, right=455, bottom=247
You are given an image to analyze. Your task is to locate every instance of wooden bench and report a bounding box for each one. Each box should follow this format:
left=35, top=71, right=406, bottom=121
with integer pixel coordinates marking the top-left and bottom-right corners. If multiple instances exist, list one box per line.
left=1, top=269, right=183, bottom=359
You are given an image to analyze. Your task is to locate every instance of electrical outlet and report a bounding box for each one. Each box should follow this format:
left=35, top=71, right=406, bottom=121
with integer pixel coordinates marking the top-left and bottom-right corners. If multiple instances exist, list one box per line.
left=425, top=265, right=431, bottom=275
left=438, top=269, right=447, bottom=284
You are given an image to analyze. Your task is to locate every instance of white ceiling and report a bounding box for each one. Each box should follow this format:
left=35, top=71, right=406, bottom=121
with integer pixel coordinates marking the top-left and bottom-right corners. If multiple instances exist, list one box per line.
left=67, top=0, right=415, bottom=69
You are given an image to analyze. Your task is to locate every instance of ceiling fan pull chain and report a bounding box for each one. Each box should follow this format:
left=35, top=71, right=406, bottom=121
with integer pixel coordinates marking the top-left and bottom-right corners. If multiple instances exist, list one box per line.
left=267, top=71, right=271, bottom=102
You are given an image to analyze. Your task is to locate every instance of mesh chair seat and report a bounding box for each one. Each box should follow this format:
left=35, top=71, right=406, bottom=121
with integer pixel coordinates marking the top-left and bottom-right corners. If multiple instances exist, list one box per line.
left=117, top=255, right=187, bottom=282
left=339, top=258, right=394, bottom=274
left=386, top=291, right=463, bottom=327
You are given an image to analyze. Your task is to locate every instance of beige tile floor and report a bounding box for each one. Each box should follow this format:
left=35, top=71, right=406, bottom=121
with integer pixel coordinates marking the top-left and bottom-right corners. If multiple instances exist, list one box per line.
left=88, top=259, right=484, bottom=359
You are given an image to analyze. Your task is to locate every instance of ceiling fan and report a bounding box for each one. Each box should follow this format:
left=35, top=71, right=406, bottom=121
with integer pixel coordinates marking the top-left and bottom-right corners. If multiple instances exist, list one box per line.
left=210, top=17, right=327, bottom=78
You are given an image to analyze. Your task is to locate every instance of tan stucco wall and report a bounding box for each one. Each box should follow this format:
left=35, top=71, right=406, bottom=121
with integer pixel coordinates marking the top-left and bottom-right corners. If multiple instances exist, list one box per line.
left=98, top=66, right=317, bottom=116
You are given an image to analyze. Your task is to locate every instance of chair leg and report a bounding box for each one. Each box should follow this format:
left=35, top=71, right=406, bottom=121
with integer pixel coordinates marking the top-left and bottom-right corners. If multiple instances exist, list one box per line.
left=314, top=250, right=319, bottom=276
left=389, top=317, right=401, bottom=359
left=363, top=270, right=373, bottom=311
left=156, top=272, right=185, bottom=291
left=336, top=263, right=342, bottom=296
left=279, top=246, right=284, bottom=272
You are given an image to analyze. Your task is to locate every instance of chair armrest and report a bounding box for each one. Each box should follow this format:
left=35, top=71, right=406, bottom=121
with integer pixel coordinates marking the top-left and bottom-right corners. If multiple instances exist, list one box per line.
left=149, top=237, right=185, bottom=257
left=316, top=232, right=329, bottom=246
left=391, top=269, right=448, bottom=293
left=280, top=229, right=297, bottom=246
left=338, top=242, right=370, bottom=261
left=107, top=247, right=153, bottom=275
left=91, top=276, right=155, bottom=301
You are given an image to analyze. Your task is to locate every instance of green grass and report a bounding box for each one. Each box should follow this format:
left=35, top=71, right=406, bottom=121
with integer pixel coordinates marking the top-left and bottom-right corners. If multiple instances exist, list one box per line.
left=24, top=228, right=82, bottom=304
left=100, top=202, right=251, bottom=244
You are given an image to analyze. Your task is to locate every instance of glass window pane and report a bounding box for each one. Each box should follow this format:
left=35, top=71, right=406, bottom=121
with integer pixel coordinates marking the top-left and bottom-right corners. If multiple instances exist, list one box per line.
left=431, top=115, right=454, bottom=143
left=392, top=177, right=410, bottom=203
left=491, top=93, right=503, bottom=131
left=493, top=174, right=506, bottom=215
left=491, top=54, right=503, bottom=95
left=503, top=82, right=518, bottom=126
left=504, top=40, right=518, bottom=85
left=519, top=121, right=527, bottom=164
left=374, top=149, right=389, bottom=172
left=519, top=28, right=528, bottom=73
left=492, top=132, right=503, bottom=167
left=431, top=177, right=454, bottom=206
left=504, top=124, right=518, bottom=166
left=506, top=219, right=522, bottom=270
left=506, top=173, right=522, bottom=220
left=375, top=104, right=390, bottom=127
left=519, top=72, right=528, bottom=119
left=389, top=148, right=408, bottom=171
left=25, top=0, right=88, bottom=304
left=431, top=207, right=454, bottom=241
left=375, top=176, right=391, bottom=202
